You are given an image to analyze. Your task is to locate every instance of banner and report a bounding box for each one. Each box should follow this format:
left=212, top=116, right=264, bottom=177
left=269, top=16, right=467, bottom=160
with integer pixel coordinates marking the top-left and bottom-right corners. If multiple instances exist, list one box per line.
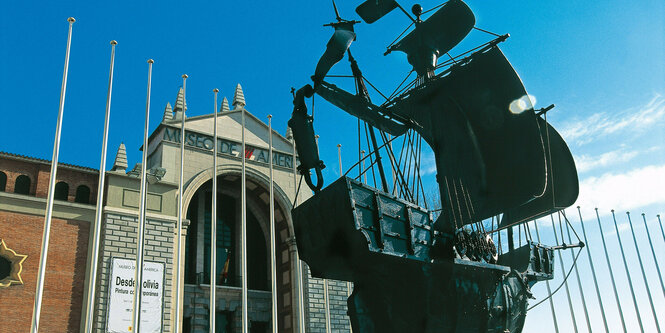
left=106, top=258, right=164, bottom=333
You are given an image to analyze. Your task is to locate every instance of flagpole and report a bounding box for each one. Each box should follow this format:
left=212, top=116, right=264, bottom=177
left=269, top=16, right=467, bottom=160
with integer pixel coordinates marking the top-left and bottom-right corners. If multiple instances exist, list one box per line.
left=361, top=150, right=366, bottom=184
left=175, top=74, right=188, bottom=333
left=577, top=207, right=610, bottom=333
left=268, top=115, right=278, bottom=333
left=641, top=214, right=665, bottom=298
left=611, top=210, right=644, bottom=332
left=533, top=220, right=559, bottom=333
left=241, top=104, right=249, bottom=333
left=131, top=58, right=154, bottom=333
left=84, top=39, right=117, bottom=333
left=658, top=215, right=665, bottom=243
left=626, top=212, right=661, bottom=332
left=292, top=132, right=306, bottom=333
left=316, top=136, right=331, bottom=333
left=595, top=208, right=627, bottom=333
left=210, top=88, right=219, bottom=333
left=338, top=144, right=353, bottom=333
left=31, top=17, right=75, bottom=333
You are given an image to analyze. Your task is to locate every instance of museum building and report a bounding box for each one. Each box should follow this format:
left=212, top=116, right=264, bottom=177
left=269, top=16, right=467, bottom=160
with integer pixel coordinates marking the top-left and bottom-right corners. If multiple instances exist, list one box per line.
left=0, top=84, right=352, bottom=332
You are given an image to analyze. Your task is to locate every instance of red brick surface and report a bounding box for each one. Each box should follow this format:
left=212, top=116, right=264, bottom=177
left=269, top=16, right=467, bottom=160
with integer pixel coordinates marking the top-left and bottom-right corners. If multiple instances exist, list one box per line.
left=0, top=156, right=98, bottom=204
left=0, top=211, right=90, bottom=333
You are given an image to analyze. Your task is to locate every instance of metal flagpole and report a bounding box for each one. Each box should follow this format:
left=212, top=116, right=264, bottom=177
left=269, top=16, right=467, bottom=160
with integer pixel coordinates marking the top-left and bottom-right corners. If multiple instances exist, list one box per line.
left=268, top=115, right=279, bottom=333
left=658, top=215, right=665, bottom=243
left=577, top=207, right=610, bottom=333
left=338, top=144, right=353, bottom=332
left=131, top=58, right=154, bottom=333
left=551, top=214, right=578, bottom=333
left=611, top=210, right=644, bottom=332
left=315, top=136, right=330, bottom=333
left=85, top=39, right=117, bottom=333
left=361, top=150, right=366, bottom=184
left=595, top=208, right=627, bottom=333
left=241, top=104, right=249, bottom=333
left=533, top=220, right=559, bottom=333
left=31, top=17, right=75, bottom=333
left=175, top=73, right=188, bottom=333
left=626, top=212, right=661, bottom=332
left=292, top=133, right=306, bottom=333
left=210, top=88, right=219, bottom=333
left=337, top=144, right=343, bottom=176
left=641, top=214, right=665, bottom=298
left=564, top=214, right=591, bottom=333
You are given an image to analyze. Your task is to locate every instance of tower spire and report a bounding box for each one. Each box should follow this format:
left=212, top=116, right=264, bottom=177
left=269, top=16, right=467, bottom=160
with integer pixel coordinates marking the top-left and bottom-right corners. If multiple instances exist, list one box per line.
left=163, top=102, right=173, bottom=122
left=174, top=87, right=187, bottom=120
left=111, top=143, right=128, bottom=172
left=232, top=83, right=245, bottom=109
left=220, top=97, right=230, bottom=113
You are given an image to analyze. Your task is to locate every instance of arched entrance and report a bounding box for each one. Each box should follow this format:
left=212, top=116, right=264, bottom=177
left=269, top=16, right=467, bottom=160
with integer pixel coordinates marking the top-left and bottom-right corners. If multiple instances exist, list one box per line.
left=182, top=170, right=295, bottom=333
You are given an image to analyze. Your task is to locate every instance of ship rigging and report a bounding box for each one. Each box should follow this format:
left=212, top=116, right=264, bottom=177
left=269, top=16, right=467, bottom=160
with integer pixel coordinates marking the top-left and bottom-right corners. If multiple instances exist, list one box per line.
left=288, top=0, right=582, bottom=332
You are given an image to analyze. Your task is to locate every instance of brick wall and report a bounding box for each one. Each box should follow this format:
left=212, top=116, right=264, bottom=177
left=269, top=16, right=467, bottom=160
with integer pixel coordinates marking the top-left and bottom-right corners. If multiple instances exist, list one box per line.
left=0, top=211, right=90, bottom=333
left=0, top=156, right=98, bottom=204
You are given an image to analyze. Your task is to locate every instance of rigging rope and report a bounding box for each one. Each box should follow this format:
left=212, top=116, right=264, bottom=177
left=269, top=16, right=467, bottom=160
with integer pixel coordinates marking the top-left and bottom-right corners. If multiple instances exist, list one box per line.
left=472, top=26, right=502, bottom=38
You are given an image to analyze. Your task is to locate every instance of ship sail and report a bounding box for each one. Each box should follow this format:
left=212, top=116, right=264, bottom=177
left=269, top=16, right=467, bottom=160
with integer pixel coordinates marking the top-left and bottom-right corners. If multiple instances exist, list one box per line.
left=499, top=118, right=579, bottom=228
left=384, top=46, right=561, bottom=230
left=387, top=0, right=475, bottom=76
left=288, top=1, right=581, bottom=331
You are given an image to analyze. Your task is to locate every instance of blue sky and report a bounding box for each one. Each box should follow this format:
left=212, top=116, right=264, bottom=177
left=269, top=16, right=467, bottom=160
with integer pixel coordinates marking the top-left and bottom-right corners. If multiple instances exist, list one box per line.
left=1, top=1, right=664, bottom=332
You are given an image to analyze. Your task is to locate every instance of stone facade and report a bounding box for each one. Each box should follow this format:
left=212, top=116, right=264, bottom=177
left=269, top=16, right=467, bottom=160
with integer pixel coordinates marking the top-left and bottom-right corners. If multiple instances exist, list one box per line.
left=0, top=84, right=359, bottom=333
left=303, top=264, right=353, bottom=333
left=92, top=213, right=175, bottom=332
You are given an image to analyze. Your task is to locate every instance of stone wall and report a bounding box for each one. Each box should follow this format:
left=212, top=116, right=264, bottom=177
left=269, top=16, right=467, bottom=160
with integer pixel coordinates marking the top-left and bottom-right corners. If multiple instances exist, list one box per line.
left=303, top=264, right=352, bottom=333
left=92, top=212, right=174, bottom=332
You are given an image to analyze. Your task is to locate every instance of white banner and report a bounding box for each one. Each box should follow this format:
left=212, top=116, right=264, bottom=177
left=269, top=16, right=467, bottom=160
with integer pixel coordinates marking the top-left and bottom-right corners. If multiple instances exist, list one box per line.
left=106, top=258, right=164, bottom=333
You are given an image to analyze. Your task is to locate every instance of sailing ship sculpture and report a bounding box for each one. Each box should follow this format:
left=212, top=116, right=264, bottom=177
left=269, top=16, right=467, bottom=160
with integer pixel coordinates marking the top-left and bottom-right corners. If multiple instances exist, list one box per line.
left=289, top=1, right=580, bottom=332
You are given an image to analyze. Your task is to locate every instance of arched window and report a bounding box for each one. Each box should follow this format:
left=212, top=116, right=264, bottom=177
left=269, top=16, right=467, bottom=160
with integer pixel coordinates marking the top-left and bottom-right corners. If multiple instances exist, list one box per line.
left=54, top=181, right=69, bottom=201
left=75, top=185, right=91, bottom=204
left=14, top=175, right=31, bottom=195
left=0, top=171, right=6, bottom=192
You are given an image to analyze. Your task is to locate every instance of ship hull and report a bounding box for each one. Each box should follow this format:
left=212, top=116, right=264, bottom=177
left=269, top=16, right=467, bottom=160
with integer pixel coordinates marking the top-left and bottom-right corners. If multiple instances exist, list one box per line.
left=292, top=177, right=550, bottom=332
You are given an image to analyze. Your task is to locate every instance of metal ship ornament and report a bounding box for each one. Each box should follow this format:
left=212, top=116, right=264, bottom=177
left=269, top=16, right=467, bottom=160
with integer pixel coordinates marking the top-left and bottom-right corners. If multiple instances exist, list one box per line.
left=289, top=1, right=580, bottom=332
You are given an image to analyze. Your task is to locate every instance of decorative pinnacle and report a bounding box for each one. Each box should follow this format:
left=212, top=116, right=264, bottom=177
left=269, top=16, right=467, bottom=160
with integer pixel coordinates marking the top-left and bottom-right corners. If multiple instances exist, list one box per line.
left=232, top=84, right=246, bottom=108
left=147, top=59, right=154, bottom=64
left=268, top=114, right=272, bottom=119
left=220, top=97, right=230, bottom=113
left=213, top=88, right=219, bottom=93
left=337, top=144, right=342, bottom=147
left=110, top=40, right=117, bottom=45
left=68, top=17, right=75, bottom=23
left=111, top=143, right=128, bottom=172
left=182, top=74, right=188, bottom=79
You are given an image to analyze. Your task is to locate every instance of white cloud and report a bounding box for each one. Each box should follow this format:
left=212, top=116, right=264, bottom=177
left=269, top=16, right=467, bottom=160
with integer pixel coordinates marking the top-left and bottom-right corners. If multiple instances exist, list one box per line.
left=575, top=149, right=639, bottom=173
left=559, top=94, right=665, bottom=146
left=574, top=164, right=665, bottom=213
left=420, top=151, right=437, bottom=175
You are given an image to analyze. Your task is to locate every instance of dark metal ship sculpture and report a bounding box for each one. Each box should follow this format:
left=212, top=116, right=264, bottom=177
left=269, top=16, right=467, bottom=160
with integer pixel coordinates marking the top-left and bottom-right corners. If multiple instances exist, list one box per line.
left=288, top=1, right=580, bottom=332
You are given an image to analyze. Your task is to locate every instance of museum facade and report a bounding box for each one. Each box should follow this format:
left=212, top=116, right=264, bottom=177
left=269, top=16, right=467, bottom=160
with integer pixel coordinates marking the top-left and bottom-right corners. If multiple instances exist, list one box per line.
left=0, top=84, right=351, bottom=332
